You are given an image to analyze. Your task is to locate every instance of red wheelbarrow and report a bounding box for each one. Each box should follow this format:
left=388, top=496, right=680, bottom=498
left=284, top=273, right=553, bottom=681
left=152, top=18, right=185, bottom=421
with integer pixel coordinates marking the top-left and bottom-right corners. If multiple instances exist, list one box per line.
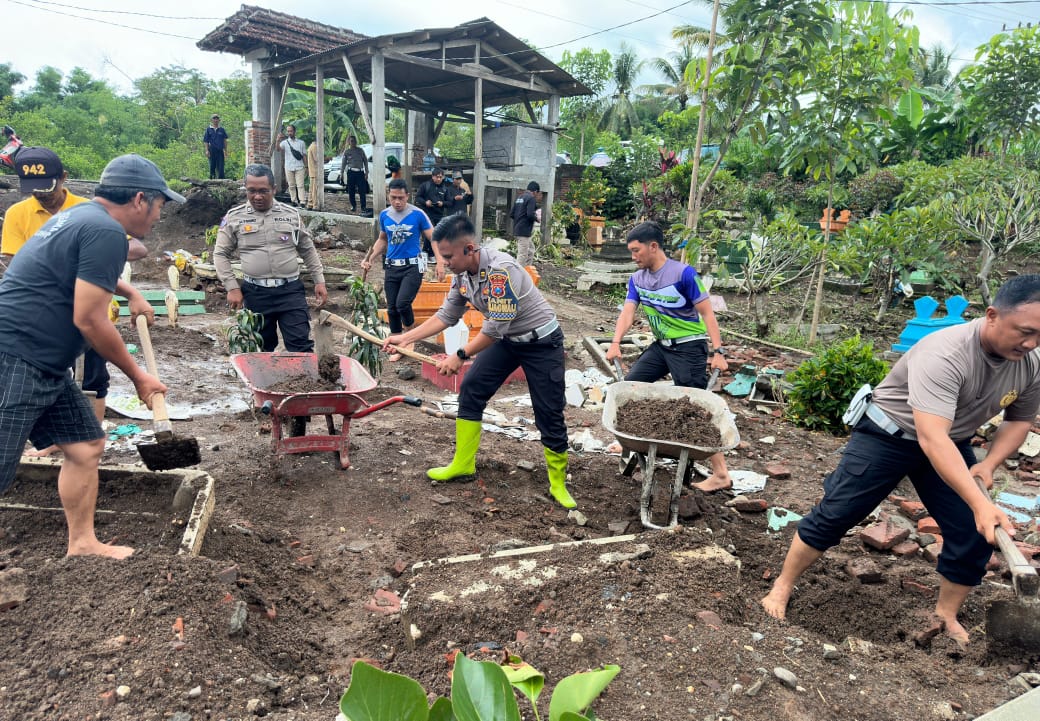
left=230, top=353, right=421, bottom=469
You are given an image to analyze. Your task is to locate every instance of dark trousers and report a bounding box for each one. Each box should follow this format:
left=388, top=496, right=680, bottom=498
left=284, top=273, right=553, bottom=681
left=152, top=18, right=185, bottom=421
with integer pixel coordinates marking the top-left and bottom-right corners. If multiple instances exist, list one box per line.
left=798, top=417, right=992, bottom=587
left=383, top=264, right=422, bottom=333
left=81, top=348, right=110, bottom=398
left=209, top=152, right=225, bottom=180
left=241, top=280, right=313, bottom=353
left=627, top=339, right=709, bottom=389
left=458, top=327, right=567, bottom=452
left=347, top=170, right=368, bottom=210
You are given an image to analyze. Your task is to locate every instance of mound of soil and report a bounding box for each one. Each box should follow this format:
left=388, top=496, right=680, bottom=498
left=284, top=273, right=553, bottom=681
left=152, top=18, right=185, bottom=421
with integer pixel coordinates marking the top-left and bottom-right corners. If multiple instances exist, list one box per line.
left=615, top=398, right=722, bottom=447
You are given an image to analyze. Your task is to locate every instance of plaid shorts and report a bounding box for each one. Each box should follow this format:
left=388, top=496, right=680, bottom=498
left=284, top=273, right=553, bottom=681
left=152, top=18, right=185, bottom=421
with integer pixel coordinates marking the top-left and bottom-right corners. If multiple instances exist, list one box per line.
left=0, top=352, right=104, bottom=493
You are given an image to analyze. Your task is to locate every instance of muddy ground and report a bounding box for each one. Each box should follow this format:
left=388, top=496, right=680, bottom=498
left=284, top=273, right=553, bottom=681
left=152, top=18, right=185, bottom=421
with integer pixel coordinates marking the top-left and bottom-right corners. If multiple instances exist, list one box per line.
left=1, top=188, right=1039, bottom=720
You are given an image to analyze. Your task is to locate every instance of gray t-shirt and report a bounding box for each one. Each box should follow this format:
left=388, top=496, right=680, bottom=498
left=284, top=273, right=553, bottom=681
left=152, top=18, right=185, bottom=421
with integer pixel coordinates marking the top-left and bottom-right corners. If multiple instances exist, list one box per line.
left=435, top=248, right=556, bottom=339
left=872, top=318, right=1040, bottom=441
left=0, top=201, right=128, bottom=377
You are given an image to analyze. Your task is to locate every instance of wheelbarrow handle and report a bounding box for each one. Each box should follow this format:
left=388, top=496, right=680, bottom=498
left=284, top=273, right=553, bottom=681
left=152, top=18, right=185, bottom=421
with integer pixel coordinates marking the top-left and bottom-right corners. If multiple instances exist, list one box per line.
left=402, top=396, right=423, bottom=407
left=260, top=400, right=274, bottom=415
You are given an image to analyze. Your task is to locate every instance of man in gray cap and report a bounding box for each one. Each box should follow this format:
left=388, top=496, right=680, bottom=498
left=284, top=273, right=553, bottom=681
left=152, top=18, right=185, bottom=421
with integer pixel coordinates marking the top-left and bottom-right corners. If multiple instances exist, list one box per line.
left=0, top=154, right=181, bottom=559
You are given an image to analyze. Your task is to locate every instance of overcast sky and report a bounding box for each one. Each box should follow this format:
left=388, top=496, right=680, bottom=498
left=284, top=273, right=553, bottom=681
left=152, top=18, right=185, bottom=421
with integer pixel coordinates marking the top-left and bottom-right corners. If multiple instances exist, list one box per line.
left=5, top=0, right=1039, bottom=96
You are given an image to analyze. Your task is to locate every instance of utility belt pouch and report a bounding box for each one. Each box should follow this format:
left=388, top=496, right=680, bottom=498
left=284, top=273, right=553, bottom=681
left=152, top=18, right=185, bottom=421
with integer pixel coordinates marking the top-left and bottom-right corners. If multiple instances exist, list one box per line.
left=842, top=384, right=873, bottom=427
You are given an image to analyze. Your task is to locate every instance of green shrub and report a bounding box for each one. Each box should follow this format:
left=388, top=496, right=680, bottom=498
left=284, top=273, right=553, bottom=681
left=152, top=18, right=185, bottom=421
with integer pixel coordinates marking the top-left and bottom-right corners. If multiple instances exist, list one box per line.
left=847, top=168, right=904, bottom=218
left=785, top=336, right=888, bottom=434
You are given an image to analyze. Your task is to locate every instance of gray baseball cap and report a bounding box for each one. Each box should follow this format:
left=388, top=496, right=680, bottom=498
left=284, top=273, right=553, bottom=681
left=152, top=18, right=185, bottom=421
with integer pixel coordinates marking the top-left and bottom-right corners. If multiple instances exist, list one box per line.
left=100, top=154, right=186, bottom=203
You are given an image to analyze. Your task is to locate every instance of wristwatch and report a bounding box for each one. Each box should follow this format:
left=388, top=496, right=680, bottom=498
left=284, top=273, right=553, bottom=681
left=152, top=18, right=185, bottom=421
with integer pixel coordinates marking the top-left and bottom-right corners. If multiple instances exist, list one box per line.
left=456, top=348, right=470, bottom=361
left=712, top=347, right=726, bottom=356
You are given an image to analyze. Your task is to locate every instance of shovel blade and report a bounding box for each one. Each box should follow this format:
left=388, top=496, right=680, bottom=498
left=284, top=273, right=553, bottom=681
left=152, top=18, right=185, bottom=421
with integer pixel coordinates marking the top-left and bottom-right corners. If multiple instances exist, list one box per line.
left=138, top=436, right=201, bottom=471
left=986, top=599, right=1040, bottom=651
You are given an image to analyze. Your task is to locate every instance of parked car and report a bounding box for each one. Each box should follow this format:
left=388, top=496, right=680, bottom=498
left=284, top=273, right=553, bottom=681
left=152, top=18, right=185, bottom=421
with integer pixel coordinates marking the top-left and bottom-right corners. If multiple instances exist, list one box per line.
left=325, top=142, right=440, bottom=186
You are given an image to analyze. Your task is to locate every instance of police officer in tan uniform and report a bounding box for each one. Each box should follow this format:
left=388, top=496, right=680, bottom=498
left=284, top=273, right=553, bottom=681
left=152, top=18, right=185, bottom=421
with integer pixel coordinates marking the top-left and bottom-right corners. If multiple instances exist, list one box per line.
left=215, top=164, right=326, bottom=352
left=383, top=214, right=575, bottom=509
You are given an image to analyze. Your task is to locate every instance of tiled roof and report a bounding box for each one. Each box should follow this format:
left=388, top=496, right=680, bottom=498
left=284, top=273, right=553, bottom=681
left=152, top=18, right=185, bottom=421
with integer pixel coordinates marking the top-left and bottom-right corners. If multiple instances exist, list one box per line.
left=197, top=4, right=366, bottom=61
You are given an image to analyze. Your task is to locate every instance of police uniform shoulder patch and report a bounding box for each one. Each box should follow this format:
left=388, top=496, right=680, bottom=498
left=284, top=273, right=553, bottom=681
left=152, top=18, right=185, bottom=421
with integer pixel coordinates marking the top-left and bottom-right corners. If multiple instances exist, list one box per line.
left=485, top=269, right=518, bottom=321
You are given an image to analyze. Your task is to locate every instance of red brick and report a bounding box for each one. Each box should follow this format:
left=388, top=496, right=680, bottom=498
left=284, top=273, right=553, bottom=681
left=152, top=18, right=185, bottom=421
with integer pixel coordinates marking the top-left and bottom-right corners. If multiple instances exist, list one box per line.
left=363, top=589, right=401, bottom=615
left=913, top=615, right=945, bottom=646
left=99, top=690, right=117, bottom=708
left=389, top=559, right=408, bottom=577
left=846, top=557, right=884, bottom=584
left=1015, top=469, right=1038, bottom=483
left=859, top=520, right=911, bottom=551
left=917, top=517, right=941, bottom=535
left=888, top=494, right=909, bottom=504
left=534, top=599, right=554, bottom=615
left=900, top=577, right=936, bottom=598
left=515, top=630, right=529, bottom=643
left=728, top=497, right=768, bottom=513
left=898, top=500, right=927, bottom=521
left=696, top=610, right=723, bottom=628
left=922, top=539, right=944, bottom=563
left=295, top=555, right=315, bottom=567
left=891, top=540, right=920, bottom=558
left=764, top=462, right=791, bottom=479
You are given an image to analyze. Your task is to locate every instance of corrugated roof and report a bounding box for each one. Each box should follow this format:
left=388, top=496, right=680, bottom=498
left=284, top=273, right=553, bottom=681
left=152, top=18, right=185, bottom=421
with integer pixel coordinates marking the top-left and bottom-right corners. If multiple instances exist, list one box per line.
left=197, top=4, right=367, bottom=62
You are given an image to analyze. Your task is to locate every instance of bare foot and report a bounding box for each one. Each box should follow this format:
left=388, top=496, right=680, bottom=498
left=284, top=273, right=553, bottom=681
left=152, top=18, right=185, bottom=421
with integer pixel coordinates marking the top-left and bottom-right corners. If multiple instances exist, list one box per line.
left=938, top=614, right=970, bottom=646
left=67, top=541, right=135, bottom=560
left=693, top=474, right=732, bottom=492
left=761, top=582, right=793, bottom=620
left=24, top=444, right=60, bottom=458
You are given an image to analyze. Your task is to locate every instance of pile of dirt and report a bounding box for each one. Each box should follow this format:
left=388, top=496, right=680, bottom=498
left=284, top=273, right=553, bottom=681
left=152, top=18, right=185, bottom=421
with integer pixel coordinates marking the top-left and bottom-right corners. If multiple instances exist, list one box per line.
left=615, top=397, right=723, bottom=447
left=266, top=374, right=342, bottom=394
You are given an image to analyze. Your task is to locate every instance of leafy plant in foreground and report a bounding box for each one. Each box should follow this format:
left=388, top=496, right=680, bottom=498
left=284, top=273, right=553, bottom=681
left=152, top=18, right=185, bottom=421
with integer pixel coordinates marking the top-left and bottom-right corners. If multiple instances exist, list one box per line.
left=224, top=309, right=264, bottom=353
left=785, top=336, right=888, bottom=435
left=338, top=653, right=619, bottom=721
left=346, top=277, right=384, bottom=377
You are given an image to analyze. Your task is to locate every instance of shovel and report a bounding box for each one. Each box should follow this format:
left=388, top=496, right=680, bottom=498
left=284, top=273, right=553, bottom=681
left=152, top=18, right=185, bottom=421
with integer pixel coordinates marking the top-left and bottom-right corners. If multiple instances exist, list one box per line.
left=134, top=315, right=201, bottom=471
left=318, top=310, right=440, bottom=365
left=975, top=476, right=1040, bottom=650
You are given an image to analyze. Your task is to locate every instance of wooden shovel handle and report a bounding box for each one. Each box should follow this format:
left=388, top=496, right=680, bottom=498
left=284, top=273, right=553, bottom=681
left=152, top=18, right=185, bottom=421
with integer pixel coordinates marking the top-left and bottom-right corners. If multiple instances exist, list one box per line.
left=974, top=476, right=1039, bottom=596
left=318, top=310, right=440, bottom=365
left=135, top=315, right=170, bottom=424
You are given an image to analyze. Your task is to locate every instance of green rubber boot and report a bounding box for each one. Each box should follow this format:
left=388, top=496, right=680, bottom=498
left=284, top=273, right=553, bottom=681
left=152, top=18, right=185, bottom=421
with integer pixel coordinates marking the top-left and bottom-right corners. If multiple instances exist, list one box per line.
left=544, top=447, right=576, bottom=508
left=428, top=419, right=481, bottom=482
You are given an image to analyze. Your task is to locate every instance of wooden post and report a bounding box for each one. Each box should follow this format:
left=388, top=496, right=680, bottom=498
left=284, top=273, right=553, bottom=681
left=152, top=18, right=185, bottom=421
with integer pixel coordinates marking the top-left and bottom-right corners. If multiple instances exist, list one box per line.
left=371, top=52, right=387, bottom=221
left=341, top=53, right=374, bottom=143
left=315, top=64, right=325, bottom=211
left=472, top=43, right=485, bottom=243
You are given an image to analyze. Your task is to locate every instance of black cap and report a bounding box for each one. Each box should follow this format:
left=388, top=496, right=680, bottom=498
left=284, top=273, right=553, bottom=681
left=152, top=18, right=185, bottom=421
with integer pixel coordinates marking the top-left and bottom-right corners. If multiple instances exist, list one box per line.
left=453, top=170, right=464, bottom=179
left=99, top=154, right=186, bottom=203
left=527, top=181, right=540, bottom=192
left=211, top=114, right=220, bottom=120
left=15, top=147, right=64, bottom=194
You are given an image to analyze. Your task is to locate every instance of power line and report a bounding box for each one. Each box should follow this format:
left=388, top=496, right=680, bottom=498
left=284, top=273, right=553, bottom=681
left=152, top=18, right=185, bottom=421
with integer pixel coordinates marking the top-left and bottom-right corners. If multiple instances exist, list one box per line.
left=22, top=0, right=223, bottom=20
left=7, top=0, right=200, bottom=39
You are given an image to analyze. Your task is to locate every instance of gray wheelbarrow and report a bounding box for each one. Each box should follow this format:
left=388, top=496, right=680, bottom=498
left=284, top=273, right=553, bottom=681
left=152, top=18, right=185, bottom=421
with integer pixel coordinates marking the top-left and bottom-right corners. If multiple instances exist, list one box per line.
left=603, top=380, right=740, bottom=530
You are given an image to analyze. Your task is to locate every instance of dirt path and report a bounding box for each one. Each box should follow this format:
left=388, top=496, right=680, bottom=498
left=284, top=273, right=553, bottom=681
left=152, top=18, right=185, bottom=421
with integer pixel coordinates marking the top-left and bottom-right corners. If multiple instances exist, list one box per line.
left=1, top=264, right=1038, bottom=720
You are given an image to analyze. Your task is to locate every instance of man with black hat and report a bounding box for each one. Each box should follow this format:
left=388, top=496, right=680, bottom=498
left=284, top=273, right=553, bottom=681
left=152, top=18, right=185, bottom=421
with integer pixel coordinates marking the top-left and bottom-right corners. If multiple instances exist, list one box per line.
left=0, top=153, right=181, bottom=559
left=448, top=170, right=473, bottom=217
left=203, top=114, right=229, bottom=180
left=1, top=147, right=152, bottom=453
left=511, top=181, right=542, bottom=266
left=416, top=167, right=451, bottom=261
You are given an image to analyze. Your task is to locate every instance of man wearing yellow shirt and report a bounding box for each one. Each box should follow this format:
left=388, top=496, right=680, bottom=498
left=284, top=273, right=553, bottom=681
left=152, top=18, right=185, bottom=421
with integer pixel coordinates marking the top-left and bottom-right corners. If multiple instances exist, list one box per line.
left=0, top=148, right=151, bottom=453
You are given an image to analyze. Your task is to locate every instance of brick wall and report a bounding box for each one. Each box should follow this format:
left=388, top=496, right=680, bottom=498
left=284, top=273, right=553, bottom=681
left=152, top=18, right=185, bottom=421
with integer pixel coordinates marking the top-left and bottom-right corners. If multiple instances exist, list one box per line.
left=245, top=121, right=271, bottom=165
left=554, top=163, right=584, bottom=203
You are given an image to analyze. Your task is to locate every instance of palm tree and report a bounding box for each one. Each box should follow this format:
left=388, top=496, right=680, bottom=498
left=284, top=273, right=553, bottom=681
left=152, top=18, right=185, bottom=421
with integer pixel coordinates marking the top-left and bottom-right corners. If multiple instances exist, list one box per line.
left=915, top=43, right=954, bottom=90
left=599, top=44, right=644, bottom=136
left=652, top=43, right=700, bottom=111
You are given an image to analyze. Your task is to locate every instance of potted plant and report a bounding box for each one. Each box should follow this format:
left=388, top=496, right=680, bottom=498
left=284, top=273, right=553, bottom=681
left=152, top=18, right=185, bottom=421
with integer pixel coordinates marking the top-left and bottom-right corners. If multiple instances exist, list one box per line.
left=551, top=201, right=578, bottom=245
left=566, top=168, right=610, bottom=245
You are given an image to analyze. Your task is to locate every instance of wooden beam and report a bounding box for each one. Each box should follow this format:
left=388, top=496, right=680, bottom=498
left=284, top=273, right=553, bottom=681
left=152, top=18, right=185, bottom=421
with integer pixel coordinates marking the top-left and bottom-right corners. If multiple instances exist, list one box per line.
left=269, top=74, right=290, bottom=154
left=432, top=113, right=446, bottom=144
left=381, top=49, right=549, bottom=93
left=523, top=97, right=538, bottom=124
left=315, top=64, right=325, bottom=211
left=270, top=74, right=290, bottom=191
left=386, top=39, right=477, bottom=55
left=481, top=40, right=555, bottom=93
left=342, top=53, right=375, bottom=143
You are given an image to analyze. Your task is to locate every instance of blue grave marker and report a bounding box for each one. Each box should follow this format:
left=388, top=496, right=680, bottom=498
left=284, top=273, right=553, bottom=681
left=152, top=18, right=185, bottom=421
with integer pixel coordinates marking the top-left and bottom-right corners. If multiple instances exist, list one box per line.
left=892, top=295, right=969, bottom=353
